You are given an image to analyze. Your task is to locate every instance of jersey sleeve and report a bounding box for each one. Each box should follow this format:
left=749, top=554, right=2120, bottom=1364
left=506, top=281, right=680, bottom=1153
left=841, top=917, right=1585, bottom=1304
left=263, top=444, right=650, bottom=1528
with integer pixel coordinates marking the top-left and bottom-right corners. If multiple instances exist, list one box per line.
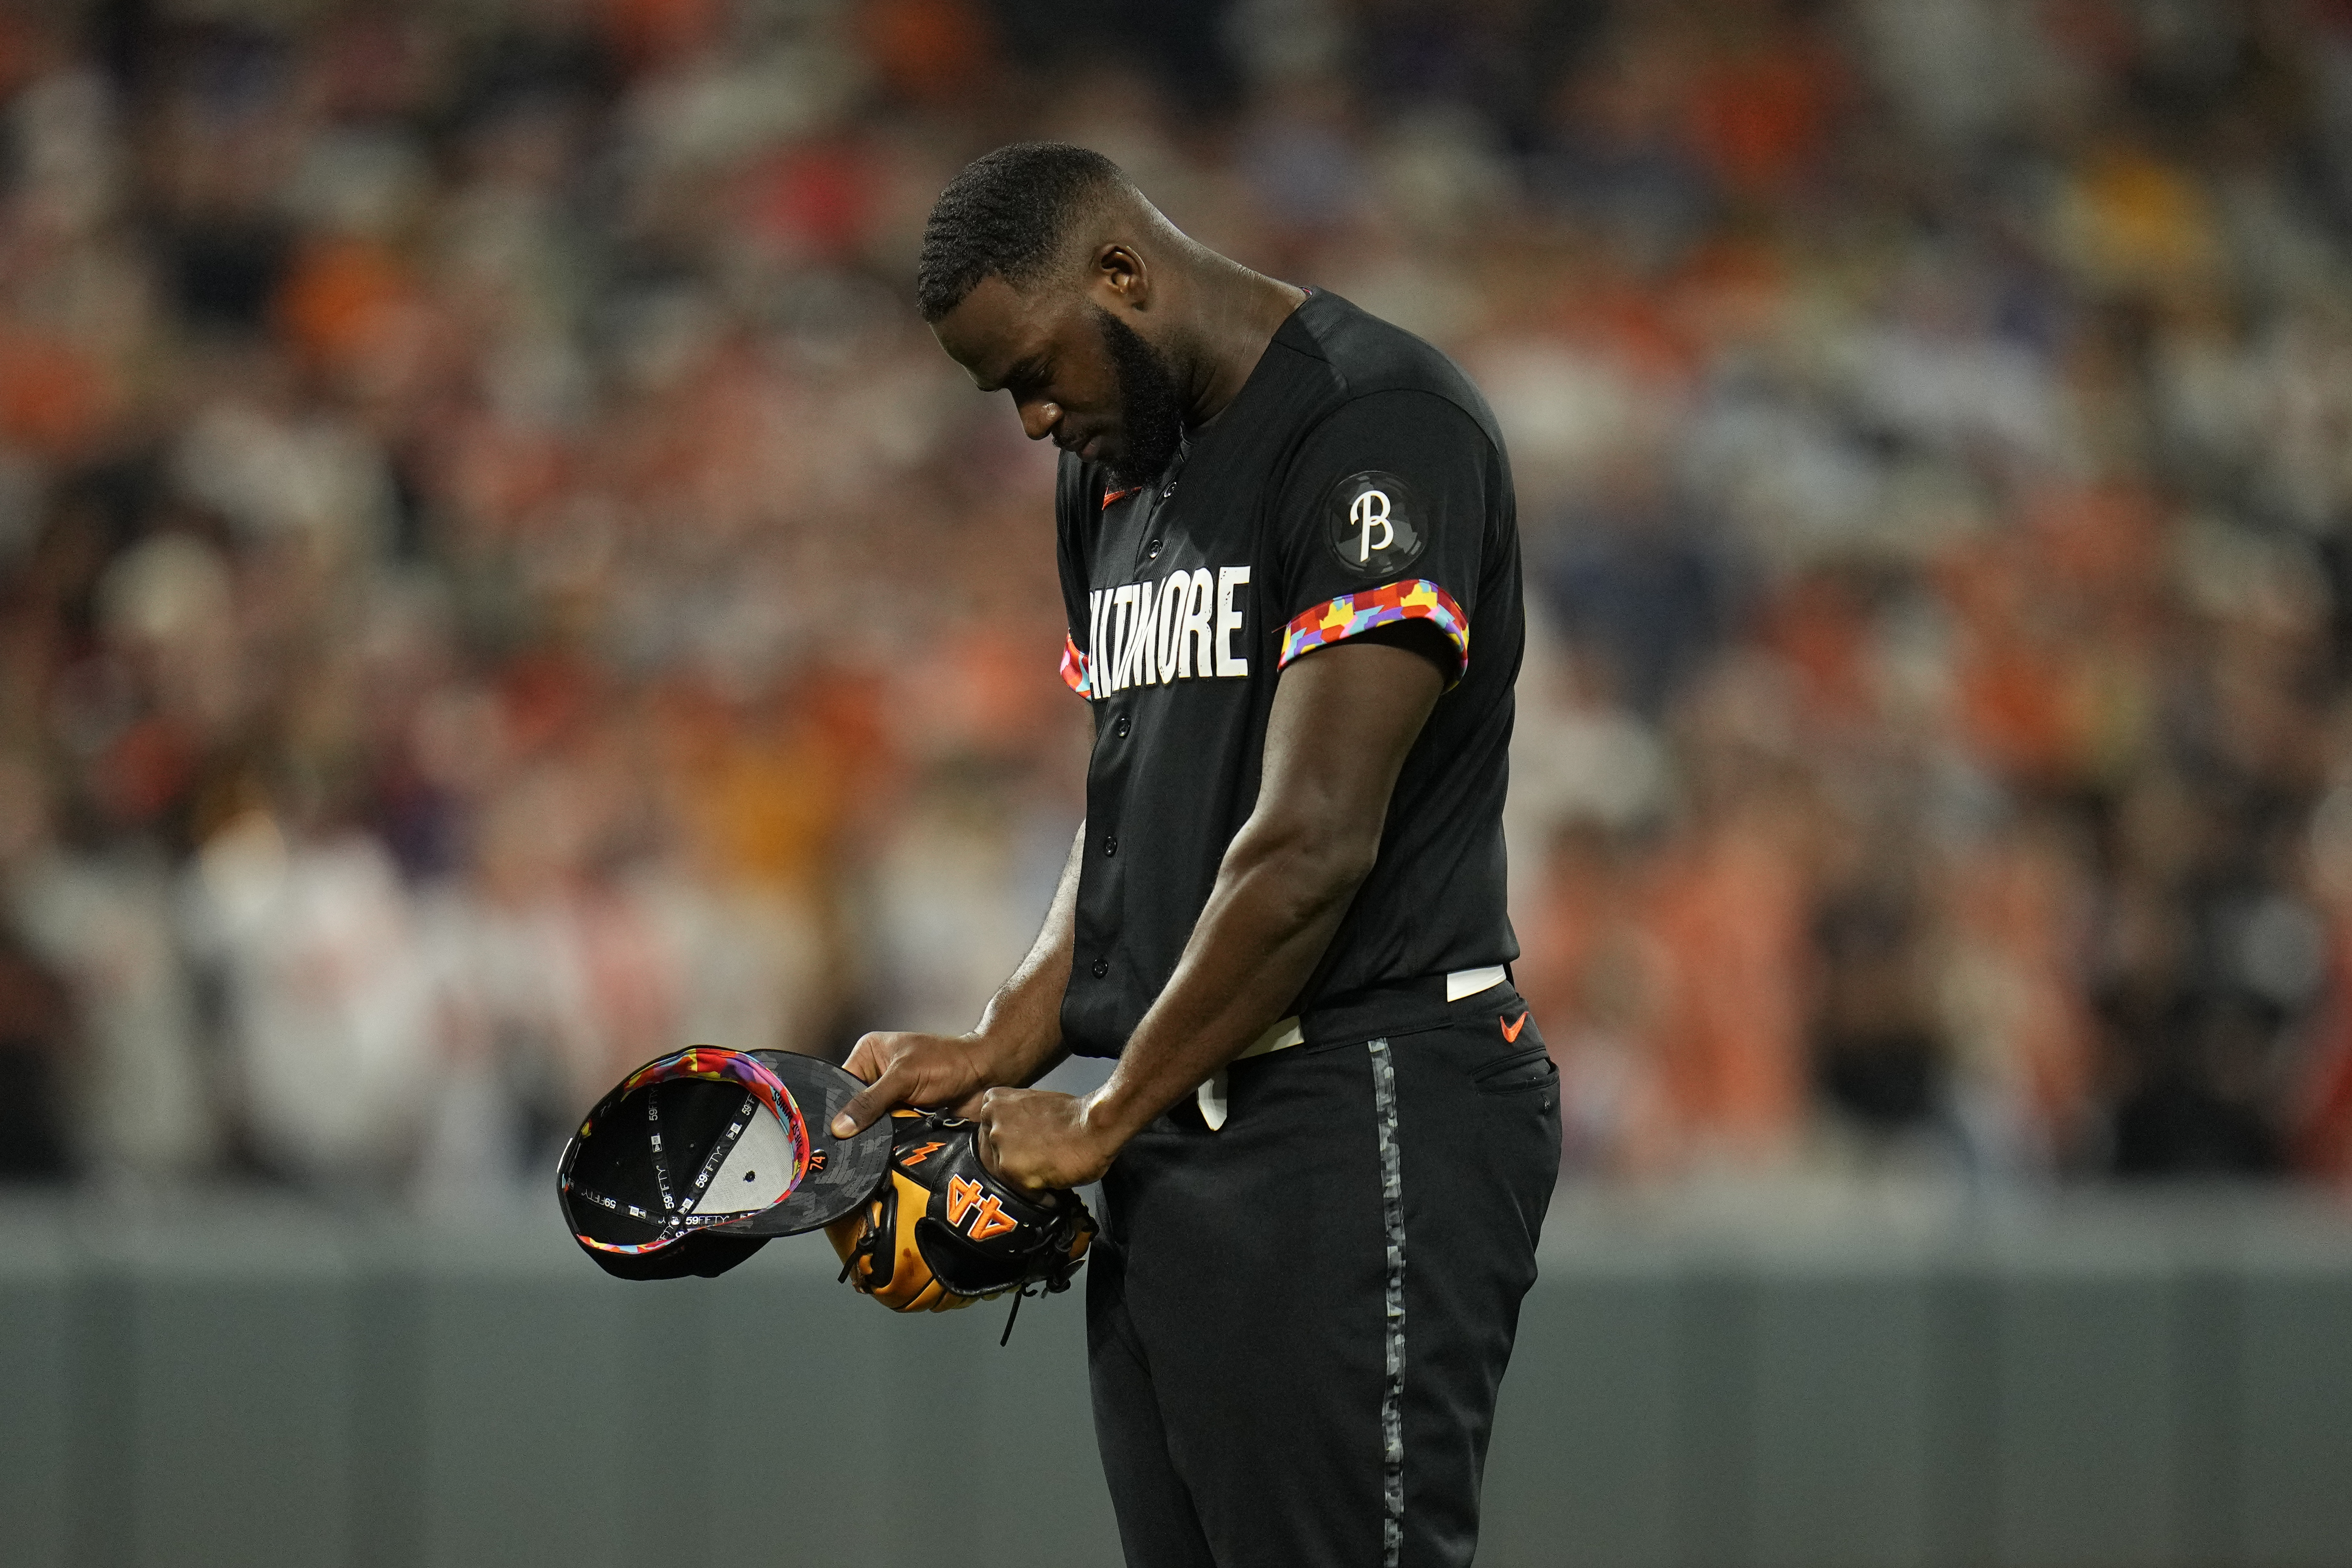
left=1270, top=388, right=1491, bottom=687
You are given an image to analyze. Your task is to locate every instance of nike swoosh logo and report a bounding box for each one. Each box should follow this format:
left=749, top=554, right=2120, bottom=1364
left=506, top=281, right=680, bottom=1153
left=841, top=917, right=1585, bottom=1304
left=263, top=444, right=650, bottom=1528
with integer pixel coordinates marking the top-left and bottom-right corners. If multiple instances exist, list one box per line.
left=1102, top=487, right=1140, bottom=509
left=1500, top=1012, right=1529, bottom=1043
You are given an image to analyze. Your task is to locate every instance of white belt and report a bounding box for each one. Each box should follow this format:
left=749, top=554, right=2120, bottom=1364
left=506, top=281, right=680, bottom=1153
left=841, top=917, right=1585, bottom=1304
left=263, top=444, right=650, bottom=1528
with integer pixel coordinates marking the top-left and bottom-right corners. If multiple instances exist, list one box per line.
left=1196, top=965, right=1508, bottom=1130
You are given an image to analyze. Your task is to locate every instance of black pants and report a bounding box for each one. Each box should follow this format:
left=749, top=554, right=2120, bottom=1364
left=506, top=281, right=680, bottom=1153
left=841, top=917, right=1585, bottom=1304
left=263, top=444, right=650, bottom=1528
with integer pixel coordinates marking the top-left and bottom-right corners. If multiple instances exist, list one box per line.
left=1088, top=988, right=1561, bottom=1568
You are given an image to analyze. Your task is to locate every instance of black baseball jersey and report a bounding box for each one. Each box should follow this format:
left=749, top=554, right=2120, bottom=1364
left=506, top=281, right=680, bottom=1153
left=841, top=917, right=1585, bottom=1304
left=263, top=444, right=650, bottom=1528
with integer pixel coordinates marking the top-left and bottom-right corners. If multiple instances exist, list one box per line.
left=1053, top=289, right=1522, bottom=1058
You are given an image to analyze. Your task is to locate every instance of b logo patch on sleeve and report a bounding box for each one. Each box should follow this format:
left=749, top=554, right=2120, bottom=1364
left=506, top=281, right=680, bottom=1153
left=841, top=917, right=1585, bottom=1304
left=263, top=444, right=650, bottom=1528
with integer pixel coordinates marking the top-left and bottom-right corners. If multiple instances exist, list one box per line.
left=1324, top=470, right=1426, bottom=578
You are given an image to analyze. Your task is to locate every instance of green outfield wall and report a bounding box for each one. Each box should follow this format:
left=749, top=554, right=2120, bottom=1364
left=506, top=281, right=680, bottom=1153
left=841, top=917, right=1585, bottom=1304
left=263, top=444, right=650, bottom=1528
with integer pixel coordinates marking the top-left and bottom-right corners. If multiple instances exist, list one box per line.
left=3, top=1186, right=2349, bottom=1568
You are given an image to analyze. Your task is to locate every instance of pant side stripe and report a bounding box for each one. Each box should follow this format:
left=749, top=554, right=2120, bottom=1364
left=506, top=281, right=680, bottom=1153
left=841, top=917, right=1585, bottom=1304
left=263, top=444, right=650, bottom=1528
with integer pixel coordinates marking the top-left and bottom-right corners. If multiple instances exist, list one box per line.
left=1368, top=1037, right=1406, bottom=1568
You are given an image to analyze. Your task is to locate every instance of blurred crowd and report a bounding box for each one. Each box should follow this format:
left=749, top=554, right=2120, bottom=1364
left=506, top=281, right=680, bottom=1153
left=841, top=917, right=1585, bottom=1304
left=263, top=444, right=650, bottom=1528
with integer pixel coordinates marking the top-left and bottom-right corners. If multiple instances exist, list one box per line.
left=3, top=0, right=2352, bottom=1197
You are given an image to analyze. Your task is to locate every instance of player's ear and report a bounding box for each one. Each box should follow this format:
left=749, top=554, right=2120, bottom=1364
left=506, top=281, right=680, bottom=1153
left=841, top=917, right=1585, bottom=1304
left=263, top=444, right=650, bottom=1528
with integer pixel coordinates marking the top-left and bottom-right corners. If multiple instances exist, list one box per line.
left=1092, top=243, right=1149, bottom=309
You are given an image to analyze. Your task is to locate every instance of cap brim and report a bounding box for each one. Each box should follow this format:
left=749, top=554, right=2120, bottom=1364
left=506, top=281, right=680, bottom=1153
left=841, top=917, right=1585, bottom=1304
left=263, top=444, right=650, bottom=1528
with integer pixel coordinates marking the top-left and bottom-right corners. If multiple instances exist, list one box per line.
left=705, top=1051, right=890, bottom=1237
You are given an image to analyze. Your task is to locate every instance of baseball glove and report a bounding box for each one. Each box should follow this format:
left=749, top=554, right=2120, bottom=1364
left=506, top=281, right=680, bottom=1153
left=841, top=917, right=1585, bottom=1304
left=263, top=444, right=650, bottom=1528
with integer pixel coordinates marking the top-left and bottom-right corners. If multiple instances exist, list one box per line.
left=826, top=1108, right=1095, bottom=1326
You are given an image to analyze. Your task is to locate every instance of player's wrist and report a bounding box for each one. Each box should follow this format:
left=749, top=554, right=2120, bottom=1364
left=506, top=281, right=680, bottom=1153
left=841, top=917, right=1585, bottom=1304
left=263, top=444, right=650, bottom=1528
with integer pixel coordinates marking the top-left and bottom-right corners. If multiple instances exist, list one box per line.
left=962, top=1021, right=1060, bottom=1091
left=1075, top=1079, right=1149, bottom=1156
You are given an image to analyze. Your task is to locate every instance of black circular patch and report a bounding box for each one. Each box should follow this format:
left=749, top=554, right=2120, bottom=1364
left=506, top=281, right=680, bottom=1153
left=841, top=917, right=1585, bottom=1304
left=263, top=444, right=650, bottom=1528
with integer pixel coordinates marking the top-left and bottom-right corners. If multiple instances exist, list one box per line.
left=1324, top=470, right=1426, bottom=578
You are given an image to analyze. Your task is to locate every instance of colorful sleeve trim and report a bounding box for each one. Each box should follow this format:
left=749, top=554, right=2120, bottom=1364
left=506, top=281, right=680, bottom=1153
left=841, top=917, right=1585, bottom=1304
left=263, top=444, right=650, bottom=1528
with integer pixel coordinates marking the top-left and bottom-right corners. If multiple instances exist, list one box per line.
left=1277, top=579, right=1469, bottom=682
left=1060, top=632, right=1091, bottom=695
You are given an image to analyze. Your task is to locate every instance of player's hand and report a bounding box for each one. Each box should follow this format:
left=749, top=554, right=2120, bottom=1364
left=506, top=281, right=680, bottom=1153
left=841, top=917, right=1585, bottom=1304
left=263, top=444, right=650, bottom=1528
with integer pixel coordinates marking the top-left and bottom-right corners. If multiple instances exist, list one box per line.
left=832, top=1032, right=989, bottom=1137
left=971, top=1087, right=1120, bottom=1193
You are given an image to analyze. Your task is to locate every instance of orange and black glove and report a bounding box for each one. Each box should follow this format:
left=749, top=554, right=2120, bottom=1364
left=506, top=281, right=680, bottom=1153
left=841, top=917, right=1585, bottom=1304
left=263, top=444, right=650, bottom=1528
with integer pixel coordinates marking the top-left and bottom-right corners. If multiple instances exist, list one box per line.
left=826, top=1108, right=1095, bottom=1319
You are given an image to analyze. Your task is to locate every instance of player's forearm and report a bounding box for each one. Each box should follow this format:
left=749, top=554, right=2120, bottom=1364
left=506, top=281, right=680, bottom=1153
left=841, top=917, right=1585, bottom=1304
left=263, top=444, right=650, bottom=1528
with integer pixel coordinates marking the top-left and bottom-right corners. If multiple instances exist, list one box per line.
left=966, top=819, right=1087, bottom=1087
left=1075, top=643, right=1439, bottom=1148
left=1080, top=811, right=1372, bottom=1143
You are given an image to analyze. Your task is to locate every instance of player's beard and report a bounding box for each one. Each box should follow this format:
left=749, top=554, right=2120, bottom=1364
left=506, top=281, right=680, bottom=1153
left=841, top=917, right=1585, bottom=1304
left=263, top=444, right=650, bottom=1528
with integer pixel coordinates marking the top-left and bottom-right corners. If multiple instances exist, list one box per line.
left=1093, top=305, right=1187, bottom=487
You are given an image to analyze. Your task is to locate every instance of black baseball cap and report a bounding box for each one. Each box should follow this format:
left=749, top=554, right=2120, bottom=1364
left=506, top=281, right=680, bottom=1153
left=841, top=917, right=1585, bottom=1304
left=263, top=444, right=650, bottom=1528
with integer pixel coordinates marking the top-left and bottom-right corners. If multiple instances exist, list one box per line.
left=558, top=1046, right=889, bottom=1281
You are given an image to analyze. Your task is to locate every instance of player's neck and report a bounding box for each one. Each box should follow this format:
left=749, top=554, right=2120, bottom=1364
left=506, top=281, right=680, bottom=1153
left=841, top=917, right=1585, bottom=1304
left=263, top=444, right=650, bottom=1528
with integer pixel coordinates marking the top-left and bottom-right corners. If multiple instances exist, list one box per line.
left=1175, top=256, right=1307, bottom=429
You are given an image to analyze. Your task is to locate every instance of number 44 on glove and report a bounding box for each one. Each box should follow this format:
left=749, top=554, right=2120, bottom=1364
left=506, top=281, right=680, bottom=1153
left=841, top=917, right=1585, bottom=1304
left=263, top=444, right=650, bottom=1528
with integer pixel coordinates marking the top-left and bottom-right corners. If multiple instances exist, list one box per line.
left=829, top=1108, right=1097, bottom=1337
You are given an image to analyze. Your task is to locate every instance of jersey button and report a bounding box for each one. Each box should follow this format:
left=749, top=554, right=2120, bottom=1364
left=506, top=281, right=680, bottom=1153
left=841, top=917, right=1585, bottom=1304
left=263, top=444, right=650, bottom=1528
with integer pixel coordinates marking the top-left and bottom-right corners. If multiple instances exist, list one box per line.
left=1102, top=834, right=1118, bottom=857
left=1145, top=537, right=1162, bottom=559
left=1114, top=715, right=1131, bottom=737
left=1091, top=959, right=1109, bottom=978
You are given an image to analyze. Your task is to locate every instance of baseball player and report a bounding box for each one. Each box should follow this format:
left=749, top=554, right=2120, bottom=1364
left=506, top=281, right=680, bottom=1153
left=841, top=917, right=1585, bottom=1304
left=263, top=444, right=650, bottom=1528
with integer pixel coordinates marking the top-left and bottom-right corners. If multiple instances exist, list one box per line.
left=832, top=143, right=1560, bottom=1568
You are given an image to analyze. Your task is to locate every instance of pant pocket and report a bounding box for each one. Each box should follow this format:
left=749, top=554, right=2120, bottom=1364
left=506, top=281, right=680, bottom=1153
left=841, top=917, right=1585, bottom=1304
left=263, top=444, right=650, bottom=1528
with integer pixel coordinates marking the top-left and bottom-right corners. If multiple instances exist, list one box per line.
left=1471, top=1044, right=1557, bottom=1096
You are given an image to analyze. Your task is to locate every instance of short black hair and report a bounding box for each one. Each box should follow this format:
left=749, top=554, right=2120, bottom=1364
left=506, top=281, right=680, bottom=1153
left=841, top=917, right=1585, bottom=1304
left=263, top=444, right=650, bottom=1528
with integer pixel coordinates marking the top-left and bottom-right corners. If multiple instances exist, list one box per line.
left=916, top=143, right=1127, bottom=322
